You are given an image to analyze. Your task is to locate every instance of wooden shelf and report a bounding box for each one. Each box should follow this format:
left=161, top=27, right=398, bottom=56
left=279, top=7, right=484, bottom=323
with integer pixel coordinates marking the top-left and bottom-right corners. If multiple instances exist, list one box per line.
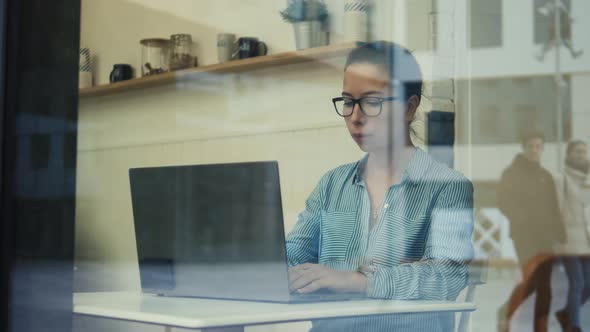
left=79, top=42, right=357, bottom=98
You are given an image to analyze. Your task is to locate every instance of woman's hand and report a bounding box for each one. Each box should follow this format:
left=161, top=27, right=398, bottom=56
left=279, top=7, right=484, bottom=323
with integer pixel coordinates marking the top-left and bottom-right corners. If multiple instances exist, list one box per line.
left=288, top=263, right=367, bottom=294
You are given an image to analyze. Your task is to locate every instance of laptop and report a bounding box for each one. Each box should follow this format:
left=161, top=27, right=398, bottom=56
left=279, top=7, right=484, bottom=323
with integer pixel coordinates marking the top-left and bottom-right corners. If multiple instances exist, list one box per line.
left=129, top=161, right=361, bottom=303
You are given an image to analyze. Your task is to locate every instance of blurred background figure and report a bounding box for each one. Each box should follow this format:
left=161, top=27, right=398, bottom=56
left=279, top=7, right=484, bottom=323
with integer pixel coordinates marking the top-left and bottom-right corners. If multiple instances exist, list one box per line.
left=555, top=140, right=590, bottom=332
left=536, top=0, right=583, bottom=60
left=497, top=132, right=566, bottom=332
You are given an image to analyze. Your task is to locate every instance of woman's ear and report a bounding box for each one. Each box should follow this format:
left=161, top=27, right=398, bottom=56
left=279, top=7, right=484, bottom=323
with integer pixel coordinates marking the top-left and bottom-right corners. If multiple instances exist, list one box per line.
left=405, top=95, right=420, bottom=122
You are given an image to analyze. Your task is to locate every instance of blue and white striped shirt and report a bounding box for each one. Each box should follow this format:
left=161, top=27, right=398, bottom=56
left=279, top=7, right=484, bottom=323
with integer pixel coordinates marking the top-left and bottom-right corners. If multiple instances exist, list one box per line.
left=286, top=149, right=474, bottom=331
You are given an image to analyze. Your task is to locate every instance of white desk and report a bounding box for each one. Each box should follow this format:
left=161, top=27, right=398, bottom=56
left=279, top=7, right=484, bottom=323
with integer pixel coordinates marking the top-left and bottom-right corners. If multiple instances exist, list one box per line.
left=74, top=292, right=476, bottom=332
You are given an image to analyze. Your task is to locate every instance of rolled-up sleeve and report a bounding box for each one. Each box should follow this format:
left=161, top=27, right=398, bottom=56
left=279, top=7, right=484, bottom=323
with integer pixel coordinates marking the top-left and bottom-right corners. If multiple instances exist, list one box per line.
left=367, top=179, right=474, bottom=300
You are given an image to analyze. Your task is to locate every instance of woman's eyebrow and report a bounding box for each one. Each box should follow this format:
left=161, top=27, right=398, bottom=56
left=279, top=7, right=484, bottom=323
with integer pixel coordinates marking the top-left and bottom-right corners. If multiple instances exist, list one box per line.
left=361, top=90, right=384, bottom=96
left=341, top=91, right=383, bottom=97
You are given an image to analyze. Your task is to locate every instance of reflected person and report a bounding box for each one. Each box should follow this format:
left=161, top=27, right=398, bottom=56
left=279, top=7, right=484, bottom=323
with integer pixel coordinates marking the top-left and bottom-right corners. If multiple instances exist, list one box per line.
left=286, top=42, right=474, bottom=332
left=497, top=132, right=565, bottom=332
left=555, top=140, right=590, bottom=332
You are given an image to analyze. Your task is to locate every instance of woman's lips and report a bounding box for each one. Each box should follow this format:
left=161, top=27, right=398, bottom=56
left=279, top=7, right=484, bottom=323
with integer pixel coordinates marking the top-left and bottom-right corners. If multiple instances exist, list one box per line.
left=351, top=134, right=370, bottom=143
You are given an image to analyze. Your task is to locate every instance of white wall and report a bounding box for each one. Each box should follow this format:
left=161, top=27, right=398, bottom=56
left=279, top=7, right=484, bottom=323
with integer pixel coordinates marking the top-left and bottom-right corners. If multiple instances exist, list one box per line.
left=571, top=73, right=590, bottom=143
left=450, top=0, right=590, bottom=80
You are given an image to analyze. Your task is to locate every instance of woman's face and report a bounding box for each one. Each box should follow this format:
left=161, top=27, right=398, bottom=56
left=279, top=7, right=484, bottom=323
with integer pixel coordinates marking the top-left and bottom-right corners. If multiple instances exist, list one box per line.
left=342, top=63, right=414, bottom=153
left=567, top=143, right=588, bottom=168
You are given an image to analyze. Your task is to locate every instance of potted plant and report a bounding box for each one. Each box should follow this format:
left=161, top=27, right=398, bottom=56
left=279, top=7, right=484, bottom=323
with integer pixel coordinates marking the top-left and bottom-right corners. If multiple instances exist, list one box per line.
left=280, top=0, right=329, bottom=50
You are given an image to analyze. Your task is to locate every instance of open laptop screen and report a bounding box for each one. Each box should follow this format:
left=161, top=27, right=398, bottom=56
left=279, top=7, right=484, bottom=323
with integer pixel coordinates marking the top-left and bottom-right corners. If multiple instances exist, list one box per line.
left=129, top=161, right=286, bottom=293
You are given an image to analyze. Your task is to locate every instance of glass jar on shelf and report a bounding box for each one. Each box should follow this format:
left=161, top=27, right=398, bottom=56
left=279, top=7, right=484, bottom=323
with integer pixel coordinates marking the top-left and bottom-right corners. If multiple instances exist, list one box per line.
left=140, top=38, right=170, bottom=76
left=169, top=34, right=195, bottom=71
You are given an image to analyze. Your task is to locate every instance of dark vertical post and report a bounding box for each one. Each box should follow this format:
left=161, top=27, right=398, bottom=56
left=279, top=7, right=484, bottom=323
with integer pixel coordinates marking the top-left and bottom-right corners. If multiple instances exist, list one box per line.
left=0, top=0, right=81, bottom=331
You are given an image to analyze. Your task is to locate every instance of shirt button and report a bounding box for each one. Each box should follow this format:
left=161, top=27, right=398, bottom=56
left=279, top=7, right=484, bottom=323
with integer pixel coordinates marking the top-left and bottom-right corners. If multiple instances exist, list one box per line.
left=384, top=204, right=389, bottom=209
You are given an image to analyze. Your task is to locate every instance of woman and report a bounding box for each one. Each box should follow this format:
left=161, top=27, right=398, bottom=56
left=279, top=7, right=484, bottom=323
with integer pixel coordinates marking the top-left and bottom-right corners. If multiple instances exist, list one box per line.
left=286, top=42, right=474, bottom=331
left=555, top=140, right=590, bottom=332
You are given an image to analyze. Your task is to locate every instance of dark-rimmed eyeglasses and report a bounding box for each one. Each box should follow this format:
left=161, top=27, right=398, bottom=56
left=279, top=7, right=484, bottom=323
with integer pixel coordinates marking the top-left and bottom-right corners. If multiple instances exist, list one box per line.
left=332, top=96, right=399, bottom=117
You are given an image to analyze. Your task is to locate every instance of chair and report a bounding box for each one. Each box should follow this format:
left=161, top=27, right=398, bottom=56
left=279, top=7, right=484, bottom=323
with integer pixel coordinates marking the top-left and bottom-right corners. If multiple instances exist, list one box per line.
left=427, top=110, right=455, bottom=169
left=458, top=259, right=489, bottom=332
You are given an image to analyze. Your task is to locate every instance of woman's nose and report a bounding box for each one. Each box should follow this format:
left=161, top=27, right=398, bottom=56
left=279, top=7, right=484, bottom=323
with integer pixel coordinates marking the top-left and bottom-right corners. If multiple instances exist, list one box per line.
left=350, top=103, right=365, bottom=123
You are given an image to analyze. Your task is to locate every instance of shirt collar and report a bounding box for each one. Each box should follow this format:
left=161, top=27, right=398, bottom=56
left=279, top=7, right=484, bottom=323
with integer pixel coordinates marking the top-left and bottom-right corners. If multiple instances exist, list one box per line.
left=353, top=154, right=370, bottom=185
left=352, top=148, right=431, bottom=187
